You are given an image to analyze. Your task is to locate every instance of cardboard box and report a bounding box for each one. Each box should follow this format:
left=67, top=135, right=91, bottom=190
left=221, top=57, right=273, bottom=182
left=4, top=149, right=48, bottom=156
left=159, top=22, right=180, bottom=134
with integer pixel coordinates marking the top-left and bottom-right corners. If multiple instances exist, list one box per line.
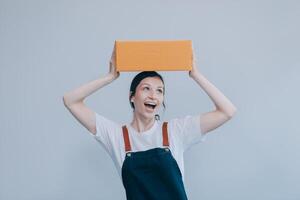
left=115, top=40, right=193, bottom=72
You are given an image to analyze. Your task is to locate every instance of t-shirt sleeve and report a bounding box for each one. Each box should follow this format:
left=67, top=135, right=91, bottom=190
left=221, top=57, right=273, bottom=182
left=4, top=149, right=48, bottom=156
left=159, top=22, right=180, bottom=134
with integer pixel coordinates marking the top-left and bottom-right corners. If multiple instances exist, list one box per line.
left=169, top=115, right=207, bottom=151
left=89, top=112, right=119, bottom=156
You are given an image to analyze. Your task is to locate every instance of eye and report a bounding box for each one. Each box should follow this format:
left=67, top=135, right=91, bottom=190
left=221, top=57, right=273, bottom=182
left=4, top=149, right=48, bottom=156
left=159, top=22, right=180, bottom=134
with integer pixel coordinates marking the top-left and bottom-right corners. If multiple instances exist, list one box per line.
left=157, top=89, right=163, bottom=94
left=143, top=86, right=150, bottom=91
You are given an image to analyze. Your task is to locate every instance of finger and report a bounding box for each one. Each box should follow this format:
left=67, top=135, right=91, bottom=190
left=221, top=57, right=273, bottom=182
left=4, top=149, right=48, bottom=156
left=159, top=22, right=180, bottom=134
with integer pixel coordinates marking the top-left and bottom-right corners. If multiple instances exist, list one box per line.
left=110, top=43, right=116, bottom=59
left=113, top=42, right=116, bottom=52
left=110, top=51, right=115, bottom=61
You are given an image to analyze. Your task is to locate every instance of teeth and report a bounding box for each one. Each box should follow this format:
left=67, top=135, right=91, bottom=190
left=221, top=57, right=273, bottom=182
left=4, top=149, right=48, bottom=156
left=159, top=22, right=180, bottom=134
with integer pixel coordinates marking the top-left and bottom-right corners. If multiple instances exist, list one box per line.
left=144, top=102, right=156, bottom=110
left=144, top=102, right=156, bottom=106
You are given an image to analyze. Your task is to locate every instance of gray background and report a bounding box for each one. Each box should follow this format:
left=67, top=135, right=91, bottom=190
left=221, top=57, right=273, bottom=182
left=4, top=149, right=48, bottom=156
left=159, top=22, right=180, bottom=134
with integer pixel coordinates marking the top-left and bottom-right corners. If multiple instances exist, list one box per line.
left=1, top=0, right=299, bottom=199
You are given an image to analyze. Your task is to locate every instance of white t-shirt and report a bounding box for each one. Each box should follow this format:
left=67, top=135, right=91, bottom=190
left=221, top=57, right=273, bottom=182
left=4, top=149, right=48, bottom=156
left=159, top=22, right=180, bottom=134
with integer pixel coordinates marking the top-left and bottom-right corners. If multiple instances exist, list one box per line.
left=89, top=112, right=207, bottom=183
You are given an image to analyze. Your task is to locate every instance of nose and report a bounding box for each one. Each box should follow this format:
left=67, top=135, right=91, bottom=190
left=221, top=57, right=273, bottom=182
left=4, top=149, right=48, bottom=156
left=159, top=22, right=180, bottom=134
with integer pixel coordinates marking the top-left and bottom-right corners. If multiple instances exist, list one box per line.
left=148, top=89, right=157, bottom=99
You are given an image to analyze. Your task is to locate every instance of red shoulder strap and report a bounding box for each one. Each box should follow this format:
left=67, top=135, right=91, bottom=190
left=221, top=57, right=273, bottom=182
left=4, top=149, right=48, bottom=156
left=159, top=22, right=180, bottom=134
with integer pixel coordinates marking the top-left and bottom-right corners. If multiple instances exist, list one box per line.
left=162, top=122, right=169, bottom=147
left=122, top=126, right=131, bottom=152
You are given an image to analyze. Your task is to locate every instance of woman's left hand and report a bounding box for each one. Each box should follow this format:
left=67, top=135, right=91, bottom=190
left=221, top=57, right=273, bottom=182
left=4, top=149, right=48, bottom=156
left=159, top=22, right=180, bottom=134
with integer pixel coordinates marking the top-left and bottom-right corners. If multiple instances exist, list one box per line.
left=189, top=50, right=201, bottom=79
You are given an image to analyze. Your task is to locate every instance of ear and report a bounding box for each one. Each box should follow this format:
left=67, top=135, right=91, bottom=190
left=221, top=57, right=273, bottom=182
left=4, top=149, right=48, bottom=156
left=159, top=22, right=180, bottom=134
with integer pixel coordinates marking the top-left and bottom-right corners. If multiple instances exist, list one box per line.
left=129, top=91, right=134, bottom=102
left=131, top=96, right=135, bottom=102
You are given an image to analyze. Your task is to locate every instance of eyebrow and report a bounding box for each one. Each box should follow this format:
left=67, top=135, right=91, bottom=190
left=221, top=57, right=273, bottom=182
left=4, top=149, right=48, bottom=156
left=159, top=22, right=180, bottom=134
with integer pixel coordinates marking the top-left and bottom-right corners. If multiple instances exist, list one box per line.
left=140, top=83, right=164, bottom=89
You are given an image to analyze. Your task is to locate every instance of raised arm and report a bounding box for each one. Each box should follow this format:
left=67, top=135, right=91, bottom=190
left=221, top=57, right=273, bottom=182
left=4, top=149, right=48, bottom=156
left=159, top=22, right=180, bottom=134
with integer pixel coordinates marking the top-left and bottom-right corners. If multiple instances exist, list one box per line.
left=189, top=52, right=237, bottom=135
left=63, top=45, right=119, bottom=135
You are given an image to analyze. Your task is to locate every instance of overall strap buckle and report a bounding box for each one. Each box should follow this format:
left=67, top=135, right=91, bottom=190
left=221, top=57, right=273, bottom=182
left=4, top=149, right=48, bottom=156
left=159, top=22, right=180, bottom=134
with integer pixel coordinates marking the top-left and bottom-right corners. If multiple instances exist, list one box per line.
left=125, top=151, right=133, bottom=157
left=163, top=146, right=170, bottom=151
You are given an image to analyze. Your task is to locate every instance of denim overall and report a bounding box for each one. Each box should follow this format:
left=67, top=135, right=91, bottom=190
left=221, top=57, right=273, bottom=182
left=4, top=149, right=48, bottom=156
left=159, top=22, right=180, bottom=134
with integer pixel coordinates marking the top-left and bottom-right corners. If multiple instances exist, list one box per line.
left=121, top=122, right=188, bottom=200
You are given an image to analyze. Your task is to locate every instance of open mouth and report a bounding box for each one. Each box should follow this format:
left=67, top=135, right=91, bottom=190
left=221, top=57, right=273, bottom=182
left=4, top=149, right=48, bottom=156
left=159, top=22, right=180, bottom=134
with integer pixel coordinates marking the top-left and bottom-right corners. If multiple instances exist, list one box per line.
left=144, top=102, right=156, bottom=110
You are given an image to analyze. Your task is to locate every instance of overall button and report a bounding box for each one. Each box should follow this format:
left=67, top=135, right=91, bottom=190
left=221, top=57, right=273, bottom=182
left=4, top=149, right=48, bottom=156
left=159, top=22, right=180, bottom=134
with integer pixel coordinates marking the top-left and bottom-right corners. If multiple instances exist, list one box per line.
left=165, top=148, right=169, bottom=151
left=127, top=153, right=131, bottom=157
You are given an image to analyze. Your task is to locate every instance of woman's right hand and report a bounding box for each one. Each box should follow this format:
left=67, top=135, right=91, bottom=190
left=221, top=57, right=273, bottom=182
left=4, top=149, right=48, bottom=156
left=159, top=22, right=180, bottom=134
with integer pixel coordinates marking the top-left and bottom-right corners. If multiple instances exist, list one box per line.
left=108, top=43, right=120, bottom=80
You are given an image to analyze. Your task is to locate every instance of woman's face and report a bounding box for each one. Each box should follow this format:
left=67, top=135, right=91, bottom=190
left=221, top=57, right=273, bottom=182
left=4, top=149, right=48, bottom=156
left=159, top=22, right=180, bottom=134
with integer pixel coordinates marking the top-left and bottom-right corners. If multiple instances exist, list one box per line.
left=131, top=77, right=164, bottom=119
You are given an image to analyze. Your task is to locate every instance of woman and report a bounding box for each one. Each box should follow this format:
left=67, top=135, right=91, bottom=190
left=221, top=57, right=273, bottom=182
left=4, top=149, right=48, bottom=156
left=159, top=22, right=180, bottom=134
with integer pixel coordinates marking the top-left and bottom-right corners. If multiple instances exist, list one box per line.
left=63, top=45, right=237, bottom=200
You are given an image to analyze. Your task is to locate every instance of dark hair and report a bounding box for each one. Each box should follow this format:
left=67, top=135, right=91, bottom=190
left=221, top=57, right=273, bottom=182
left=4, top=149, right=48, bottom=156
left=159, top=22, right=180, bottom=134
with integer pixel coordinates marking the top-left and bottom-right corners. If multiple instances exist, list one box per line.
left=129, top=71, right=166, bottom=120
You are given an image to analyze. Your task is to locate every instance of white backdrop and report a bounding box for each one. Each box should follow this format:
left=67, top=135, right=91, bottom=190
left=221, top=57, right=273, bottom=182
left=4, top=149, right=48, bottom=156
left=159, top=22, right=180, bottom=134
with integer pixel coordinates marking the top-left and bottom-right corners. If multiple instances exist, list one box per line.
left=1, top=0, right=299, bottom=199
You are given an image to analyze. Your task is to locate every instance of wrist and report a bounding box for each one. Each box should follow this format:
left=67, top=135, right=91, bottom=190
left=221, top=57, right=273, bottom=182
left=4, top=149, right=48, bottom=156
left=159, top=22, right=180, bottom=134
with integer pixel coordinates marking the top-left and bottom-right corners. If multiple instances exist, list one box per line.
left=105, top=73, right=116, bottom=82
left=189, top=71, right=198, bottom=78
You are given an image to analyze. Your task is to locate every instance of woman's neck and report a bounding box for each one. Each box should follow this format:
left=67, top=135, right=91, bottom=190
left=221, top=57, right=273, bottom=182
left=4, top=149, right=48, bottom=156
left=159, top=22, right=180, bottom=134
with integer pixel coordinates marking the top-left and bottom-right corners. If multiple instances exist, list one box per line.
left=130, top=113, right=155, bottom=133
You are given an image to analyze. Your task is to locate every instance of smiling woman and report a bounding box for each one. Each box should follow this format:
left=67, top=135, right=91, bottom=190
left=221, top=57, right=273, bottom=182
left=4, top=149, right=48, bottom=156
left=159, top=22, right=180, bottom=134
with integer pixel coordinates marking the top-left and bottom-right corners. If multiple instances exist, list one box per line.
left=129, top=71, right=165, bottom=124
left=62, top=43, right=237, bottom=200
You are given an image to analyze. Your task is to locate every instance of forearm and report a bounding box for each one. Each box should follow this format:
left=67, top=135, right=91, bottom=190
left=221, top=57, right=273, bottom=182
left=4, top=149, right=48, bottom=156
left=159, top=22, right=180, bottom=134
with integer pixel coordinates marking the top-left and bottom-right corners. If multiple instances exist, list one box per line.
left=191, top=72, right=237, bottom=117
left=63, top=74, right=115, bottom=106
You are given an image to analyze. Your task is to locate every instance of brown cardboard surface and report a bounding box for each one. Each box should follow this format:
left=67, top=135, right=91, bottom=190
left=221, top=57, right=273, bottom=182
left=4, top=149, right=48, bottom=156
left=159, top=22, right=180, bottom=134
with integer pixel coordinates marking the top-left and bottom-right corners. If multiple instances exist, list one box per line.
left=115, top=40, right=192, bottom=71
